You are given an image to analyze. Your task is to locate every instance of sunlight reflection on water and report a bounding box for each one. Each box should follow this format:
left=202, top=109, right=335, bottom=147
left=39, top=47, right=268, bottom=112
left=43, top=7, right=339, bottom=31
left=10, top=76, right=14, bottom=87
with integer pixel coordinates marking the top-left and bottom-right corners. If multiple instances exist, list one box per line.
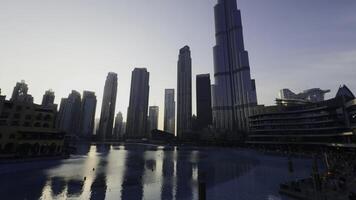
left=0, top=144, right=315, bottom=200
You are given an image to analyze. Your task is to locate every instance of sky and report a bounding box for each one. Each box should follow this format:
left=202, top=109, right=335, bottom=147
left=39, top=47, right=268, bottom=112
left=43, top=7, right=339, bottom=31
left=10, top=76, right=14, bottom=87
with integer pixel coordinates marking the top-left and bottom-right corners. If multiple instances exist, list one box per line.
left=0, top=0, right=355, bottom=130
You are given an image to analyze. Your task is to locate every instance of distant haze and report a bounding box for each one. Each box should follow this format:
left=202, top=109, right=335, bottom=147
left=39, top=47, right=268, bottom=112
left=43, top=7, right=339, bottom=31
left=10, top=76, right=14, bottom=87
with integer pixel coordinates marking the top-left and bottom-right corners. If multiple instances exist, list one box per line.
left=1, top=0, right=355, bottom=130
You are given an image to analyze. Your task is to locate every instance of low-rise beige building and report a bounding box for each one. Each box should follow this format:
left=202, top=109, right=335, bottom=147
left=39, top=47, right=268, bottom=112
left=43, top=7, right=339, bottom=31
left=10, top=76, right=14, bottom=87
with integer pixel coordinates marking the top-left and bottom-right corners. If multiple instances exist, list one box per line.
left=0, top=95, right=64, bottom=158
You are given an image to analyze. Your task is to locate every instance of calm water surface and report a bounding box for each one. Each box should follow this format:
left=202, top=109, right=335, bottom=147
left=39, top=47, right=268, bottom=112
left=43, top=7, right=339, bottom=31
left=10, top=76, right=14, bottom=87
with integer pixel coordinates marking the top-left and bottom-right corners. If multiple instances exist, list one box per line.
left=0, top=144, right=317, bottom=200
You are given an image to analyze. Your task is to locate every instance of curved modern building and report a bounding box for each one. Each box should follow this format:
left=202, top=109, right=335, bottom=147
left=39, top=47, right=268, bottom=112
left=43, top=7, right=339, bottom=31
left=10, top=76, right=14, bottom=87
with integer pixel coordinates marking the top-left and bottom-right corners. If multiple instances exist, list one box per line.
left=278, top=88, right=330, bottom=106
left=248, top=85, right=356, bottom=147
left=98, top=72, right=118, bottom=141
left=212, top=0, right=257, bottom=135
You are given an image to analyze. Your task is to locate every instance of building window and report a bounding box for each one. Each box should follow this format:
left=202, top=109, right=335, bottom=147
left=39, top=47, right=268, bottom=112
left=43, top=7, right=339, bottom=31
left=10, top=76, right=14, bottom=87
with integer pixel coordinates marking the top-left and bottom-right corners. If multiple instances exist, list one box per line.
left=34, top=122, right=41, bottom=127
left=4, top=103, right=13, bottom=109
left=25, top=115, right=32, bottom=120
left=11, top=121, right=19, bottom=126
left=16, top=106, right=22, bottom=111
left=0, top=112, right=10, bottom=118
left=13, top=113, right=21, bottom=119
left=4, top=143, right=14, bottom=153
left=23, top=122, right=31, bottom=127
left=44, top=114, right=52, bottom=121
left=36, top=113, right=42, bottom=120
left=43, top=123, right=49, bottom=128
left=9, top=134, right=15, bottom=139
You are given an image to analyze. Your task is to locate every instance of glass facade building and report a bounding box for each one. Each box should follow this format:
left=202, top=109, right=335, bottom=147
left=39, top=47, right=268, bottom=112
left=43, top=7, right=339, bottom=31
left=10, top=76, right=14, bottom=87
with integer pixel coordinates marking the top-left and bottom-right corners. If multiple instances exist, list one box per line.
left=148, top=106, right=159, bottom=132
left=57, top=90, right=82, bottom=136
left=177, top=46, right=192, bottom=139
left=212, top=0, right=257, bottom=135
left=126, top=68, right=150, bottom=139
left=79, top=91, right=97, bottom=138
left=98, top=72, right=118, bottom=141
left=196, top=74, right=212, bottom=130
left=164, top=89, right=175, bottom=135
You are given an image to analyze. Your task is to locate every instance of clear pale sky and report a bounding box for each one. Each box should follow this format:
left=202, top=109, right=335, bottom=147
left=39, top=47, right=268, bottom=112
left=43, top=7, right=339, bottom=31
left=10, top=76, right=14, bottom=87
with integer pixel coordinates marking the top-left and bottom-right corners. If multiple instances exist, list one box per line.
left=0, top=0, right=355, bottom=130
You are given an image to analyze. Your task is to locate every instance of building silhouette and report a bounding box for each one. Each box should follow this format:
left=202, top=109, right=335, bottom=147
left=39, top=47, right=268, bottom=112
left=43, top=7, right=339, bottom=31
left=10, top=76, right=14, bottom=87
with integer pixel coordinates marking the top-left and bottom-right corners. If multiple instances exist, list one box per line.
left=196, top=74, right=212, bottom=130
left=126, top=68, right=150, bottom=139
left=57, top=90, right=82, bottom=136
left=11, top=80, right=33, bottom=103
left=113, top=112, right=124, bottom=140
left=98, top=72, right=118, bottom=141
left=177, top=46, right=192, bottom=139
left=148, top=106, right=159, bottom=132
left=164, top=89, right=175, bottom=135
left=79, top=91, right=97, bottom=138
left=248, top=85, right=356, bottom=147
left=42, top=89, right=55, bottom=106
left=212, top=0, right=257, bottom=135
left=0, top=89, right=64, bottom=158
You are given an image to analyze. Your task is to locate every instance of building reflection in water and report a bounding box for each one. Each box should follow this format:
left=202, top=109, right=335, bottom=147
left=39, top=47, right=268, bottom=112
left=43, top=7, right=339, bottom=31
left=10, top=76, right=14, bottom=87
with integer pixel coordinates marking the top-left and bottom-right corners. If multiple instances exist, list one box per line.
left=67, top=179, right=85, bottom=197
left=0, top=144, right=314, bottom=200
left=161, top=150, right=174, bottom=200
left=120, top=145, right=145, bottom=200
left=50, top=176, right=66, bottom=196
left=42, top=144, right=103, bottom=199
left=90, top=144, right=110, bottom=200
left=175, top=149, right=196, bottom=200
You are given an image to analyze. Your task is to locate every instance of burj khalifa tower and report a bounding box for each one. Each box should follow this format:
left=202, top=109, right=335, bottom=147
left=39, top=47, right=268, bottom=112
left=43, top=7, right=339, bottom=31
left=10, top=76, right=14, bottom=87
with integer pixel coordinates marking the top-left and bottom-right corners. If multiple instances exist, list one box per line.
left=212, top=0, right=258, bottom=135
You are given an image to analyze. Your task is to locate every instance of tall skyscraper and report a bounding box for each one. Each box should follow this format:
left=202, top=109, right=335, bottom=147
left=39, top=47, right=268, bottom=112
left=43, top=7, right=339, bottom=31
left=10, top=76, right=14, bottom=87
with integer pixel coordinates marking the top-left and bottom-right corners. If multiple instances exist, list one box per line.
left=196, top=74, right=212, bottom=130
left=57, top=90, right=82, bottom=135
left=113, top=112, right=124, bottom=140
left=212, top=0, right=257, bottom=134
left=79, top=91, right=97, bottom=138
left=164, top=89, right=175, bottom=135
left=177, top=46, right=192, bottom=139
left=126, top=68, right=150, bottom=139
left=42, top=89, right=55, bottom=106
left=148, top=106, right=159, bottom=132
left=98, top=72, right=118, bottom=141
left=11, top=80, right=33, bottom=103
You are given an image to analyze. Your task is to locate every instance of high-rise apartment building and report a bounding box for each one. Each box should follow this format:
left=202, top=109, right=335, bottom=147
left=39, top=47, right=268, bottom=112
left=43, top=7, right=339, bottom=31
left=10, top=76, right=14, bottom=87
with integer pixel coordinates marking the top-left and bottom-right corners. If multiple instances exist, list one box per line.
left=11, top=80, right=33, bottom=103
left=57, top=90, right=82, bottom=135
left=164, top=89, right=175, bottom=135
left=148, top=106, right=159, bottom=132
left=126, top=68, right=150, bottom=139
left=98, top=72, right=118, bottom=141
left=79, top=91, right=97, bottom=138
left=42, top=89, right=55, bottom=106
left=177, top=46, right=192, bottom=139
left=196, top=74, right=212, bottom=130
left=113, top=112, right=124, bottom=140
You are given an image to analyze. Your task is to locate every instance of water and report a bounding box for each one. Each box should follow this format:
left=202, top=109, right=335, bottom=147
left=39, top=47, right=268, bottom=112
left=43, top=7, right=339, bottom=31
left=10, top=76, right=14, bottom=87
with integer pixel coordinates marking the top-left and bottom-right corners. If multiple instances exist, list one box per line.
left=0, top=144, right=317, bottom=200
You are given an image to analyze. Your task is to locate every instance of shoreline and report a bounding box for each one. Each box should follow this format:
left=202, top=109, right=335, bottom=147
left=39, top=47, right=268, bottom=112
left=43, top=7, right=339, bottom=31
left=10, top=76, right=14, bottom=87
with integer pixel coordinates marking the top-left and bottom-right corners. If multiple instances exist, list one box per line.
left=0, top=142, right=319, bottom=164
